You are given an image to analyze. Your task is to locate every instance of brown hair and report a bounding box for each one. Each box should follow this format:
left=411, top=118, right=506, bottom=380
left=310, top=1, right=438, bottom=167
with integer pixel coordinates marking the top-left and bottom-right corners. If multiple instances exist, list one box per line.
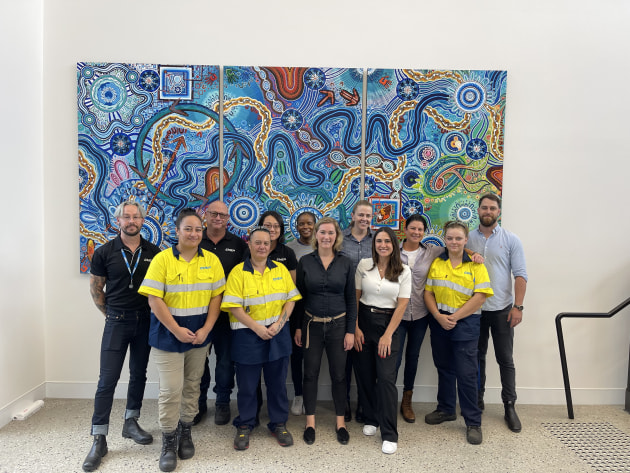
left=370, top=227, right=404, bottom=282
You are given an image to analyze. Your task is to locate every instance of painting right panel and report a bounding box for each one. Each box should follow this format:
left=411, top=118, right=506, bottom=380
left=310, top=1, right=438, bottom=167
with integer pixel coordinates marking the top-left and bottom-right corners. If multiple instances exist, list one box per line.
left=365, top=69, right=506, bottom=244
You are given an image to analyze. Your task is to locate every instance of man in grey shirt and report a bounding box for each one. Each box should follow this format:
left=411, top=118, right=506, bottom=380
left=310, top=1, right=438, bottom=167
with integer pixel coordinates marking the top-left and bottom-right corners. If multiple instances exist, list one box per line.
left=467, top=193, right=527, bottom=433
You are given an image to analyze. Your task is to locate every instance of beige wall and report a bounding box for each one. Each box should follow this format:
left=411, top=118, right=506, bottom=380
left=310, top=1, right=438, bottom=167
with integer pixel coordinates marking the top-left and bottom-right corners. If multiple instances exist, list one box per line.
left=2, top=0, right=630, bottom=427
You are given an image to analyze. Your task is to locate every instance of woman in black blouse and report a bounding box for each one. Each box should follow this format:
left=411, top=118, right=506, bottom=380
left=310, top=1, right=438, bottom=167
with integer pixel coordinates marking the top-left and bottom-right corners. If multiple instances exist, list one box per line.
left=259, top=210, right=297, bottom=282
left=294, top=217, right=356, bottom=446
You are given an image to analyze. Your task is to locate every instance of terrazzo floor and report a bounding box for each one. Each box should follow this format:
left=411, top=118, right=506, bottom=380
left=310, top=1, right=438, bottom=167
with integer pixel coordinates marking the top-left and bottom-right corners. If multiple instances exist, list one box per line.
left=0, top=399, right=629, bottom=472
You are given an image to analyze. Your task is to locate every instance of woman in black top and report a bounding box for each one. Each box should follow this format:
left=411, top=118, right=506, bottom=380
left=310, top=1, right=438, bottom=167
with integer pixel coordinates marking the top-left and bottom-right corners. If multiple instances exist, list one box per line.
left=294, top=217, right=356, bottom=446
left=259, top=210, right=297, bottom=282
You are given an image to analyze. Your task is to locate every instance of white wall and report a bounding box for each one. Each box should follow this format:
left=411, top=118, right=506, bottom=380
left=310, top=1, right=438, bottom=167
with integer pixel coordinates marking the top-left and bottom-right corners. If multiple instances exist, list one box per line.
left=0, top=0, right=46, bottom=426
left=35, top=0, right=630, bottom=409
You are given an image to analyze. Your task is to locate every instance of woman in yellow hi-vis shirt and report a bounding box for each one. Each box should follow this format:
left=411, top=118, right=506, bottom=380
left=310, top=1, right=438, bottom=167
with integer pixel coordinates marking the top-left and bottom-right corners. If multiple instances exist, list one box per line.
left=138, top=208, right=225, bottom=472
left=221, top=226, right=302, bottom=452
left=424, top=221, right=493, bottom=446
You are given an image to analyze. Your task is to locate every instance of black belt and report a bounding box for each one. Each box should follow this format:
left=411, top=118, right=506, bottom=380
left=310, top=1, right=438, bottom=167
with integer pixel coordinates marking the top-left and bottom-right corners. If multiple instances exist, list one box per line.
left=361, top=304, right=395, bottom=316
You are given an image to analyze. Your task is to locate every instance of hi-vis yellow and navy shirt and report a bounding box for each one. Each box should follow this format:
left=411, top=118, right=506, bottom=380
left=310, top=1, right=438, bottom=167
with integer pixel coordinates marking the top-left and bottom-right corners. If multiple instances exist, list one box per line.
left=221, top=257, right=301, bottom=364
left=425, top=251, right=493, bottom=340
left=138, top=245, right=225, bottom=352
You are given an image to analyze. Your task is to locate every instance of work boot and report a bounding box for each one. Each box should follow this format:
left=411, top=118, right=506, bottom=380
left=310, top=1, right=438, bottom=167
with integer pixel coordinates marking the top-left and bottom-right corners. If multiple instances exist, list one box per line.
left=504, top=401, right=522, bottom=432
left=234, top=425, right=251, bottom=450
left=82, top=434, right=107, bottom=472
left=400, top=390, right=415, bottom=423
left=122, top=417, right=153, bottom=444
left=159, top=430, right=178, bottom=472
left=177, top=420, right=195, bottom=459
left=424, top=409, right=456, bottom=425
left=466, top=425, right=483, bottom=445
left=214, top=403, right=231, bottom=425
left=271, top=423, right=294, bottom=447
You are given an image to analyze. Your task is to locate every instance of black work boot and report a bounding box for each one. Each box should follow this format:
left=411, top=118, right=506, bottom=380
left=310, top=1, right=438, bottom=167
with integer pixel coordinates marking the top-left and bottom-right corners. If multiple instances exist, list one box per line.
left=82, top=434, right=107, bottom=472
left=122, top=417, right=153, bottom=444
left=159, top=430, right=178, bottom=472
left=177, top=420, right=195, bottom=459
left=504, top=401, right=522, bottom=432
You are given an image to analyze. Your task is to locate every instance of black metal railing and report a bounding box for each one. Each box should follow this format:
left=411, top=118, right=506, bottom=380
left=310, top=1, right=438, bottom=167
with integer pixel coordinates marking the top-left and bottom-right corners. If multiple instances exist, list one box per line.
left=555, top=296, right=630, bottom=419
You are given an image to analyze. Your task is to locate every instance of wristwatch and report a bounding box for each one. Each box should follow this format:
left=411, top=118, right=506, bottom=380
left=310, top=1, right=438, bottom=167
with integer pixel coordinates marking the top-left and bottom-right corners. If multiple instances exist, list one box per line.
left=513, top=304, right=524, bottom=311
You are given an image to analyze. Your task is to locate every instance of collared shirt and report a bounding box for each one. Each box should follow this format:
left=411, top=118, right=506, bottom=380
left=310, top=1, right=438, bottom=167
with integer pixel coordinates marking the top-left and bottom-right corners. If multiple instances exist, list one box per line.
left=286, top=239, right=313, bottom=261
left=425, top=251, right=494, bottom=315
left=90, top=235, right=161, bottom=312
left=467, top=225, right=528, bottom=311
left=200, top=228, right=247, bottom=276
left=295, top=252, right=357, bottom=333
left=356, top=258, right=412, bottom=309
left=138, top=245, right=226, bottom=352
left=340, top=227, right=373, bottom=271
left=400, top=241, right=445, bottom=321
left=221, top=257, right=302, bottom=364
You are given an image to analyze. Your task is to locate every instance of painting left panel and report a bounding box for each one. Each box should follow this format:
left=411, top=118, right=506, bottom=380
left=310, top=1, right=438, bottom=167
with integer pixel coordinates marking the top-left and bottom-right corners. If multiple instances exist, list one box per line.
left=78, top=62, right=220, bottom=273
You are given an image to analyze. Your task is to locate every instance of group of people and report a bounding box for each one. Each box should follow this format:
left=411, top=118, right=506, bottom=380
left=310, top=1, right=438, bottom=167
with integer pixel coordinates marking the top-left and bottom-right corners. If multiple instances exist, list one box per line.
left=83, top=193, right=527, bottom=472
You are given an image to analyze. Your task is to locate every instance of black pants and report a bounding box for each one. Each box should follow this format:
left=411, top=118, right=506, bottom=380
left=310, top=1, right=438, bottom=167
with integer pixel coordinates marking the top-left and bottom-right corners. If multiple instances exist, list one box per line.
left=91, top=309, right=151, bottom=435
left=478, top=305, right=516, bottom=403
left=354, top=304, right=400, bottom=442
left=302, top=316, right=347, bottom=416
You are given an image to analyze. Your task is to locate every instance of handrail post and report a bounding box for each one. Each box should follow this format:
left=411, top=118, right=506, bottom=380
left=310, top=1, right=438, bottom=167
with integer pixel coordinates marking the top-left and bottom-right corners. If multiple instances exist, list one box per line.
left=555, top=314, right=574, bottom=419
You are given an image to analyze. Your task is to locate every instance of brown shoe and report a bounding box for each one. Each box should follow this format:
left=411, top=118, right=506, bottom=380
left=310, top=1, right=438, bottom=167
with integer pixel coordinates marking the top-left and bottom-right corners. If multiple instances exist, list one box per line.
left=400, top=390, right=415, bottom=423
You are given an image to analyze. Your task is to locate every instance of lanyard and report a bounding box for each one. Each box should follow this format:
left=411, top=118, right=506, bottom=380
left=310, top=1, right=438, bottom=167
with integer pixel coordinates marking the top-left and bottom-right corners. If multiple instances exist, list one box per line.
left=121, top=248, right=142, bottom=289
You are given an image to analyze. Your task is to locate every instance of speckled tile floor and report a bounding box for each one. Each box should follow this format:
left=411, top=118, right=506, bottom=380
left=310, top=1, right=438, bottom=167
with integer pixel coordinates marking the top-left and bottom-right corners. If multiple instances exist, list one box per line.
left=0, top=399, right=629, bottom=472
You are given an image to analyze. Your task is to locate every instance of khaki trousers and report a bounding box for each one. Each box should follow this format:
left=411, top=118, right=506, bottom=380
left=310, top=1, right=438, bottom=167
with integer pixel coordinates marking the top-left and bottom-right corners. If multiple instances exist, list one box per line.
left=153, top=345, right=209, bottom=432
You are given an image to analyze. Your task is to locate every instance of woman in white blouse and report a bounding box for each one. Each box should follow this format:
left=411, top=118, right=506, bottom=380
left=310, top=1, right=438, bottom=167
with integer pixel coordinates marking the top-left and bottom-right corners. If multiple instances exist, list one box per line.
left=354, top=227, right=411, bottom=455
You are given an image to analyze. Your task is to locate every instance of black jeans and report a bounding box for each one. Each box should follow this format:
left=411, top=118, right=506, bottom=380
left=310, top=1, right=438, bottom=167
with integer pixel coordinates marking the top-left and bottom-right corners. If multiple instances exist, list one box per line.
left=302, top=316, right=347, bottom=416
left=478, top=305, right=516, bottom=403
left=354, top=304, right=400, bottom=442
left=91, top=309, right=151, bottom=435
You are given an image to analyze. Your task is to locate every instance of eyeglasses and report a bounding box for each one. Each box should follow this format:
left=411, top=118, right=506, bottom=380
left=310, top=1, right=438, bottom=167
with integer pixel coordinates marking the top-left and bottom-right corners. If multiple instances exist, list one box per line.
left=119, top=216, right=143, bottom=221
left=263, top=223, right=281, bottom=230
left=207, top=211, right=229, bottom=220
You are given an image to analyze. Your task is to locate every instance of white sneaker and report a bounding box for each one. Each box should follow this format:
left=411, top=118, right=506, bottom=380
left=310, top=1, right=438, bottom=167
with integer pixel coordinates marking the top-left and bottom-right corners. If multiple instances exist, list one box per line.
left=382, top=440, right=398, bottom=454
left=291, top=395, right=304, bottom=416
left=363, top=424, right=377, bottom=436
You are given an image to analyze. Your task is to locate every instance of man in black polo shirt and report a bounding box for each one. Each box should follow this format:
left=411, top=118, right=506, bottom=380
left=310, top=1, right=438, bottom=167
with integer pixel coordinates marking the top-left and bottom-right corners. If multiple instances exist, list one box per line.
left=82, top=201, right=161, bottom=472
left=194, top=200, right=247, bottom=425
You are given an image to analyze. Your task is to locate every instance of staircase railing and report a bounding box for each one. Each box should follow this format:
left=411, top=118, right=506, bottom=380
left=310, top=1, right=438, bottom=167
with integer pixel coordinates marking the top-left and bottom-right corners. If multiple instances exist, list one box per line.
left=555, top=296, right=630, bottom=419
